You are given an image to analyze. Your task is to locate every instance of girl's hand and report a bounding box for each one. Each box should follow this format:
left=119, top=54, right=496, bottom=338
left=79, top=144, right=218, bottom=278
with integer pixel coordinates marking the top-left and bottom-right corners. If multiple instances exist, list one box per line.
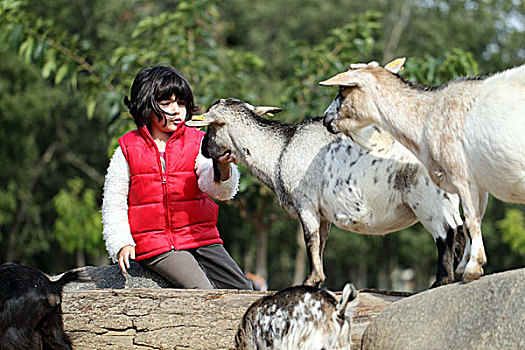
left=217, top=152, right=236, bottom=181
left=118, top=245, right=135, bottom=274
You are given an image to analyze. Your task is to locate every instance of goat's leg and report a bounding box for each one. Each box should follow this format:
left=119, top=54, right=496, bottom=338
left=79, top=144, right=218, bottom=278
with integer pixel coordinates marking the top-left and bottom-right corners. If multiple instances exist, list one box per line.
left=40, top=307, right=73, bottom=350
left=453, top=225, right=469, bottom=280
left=458, top=185, right=488, bottom=282
left=455, top=191, right=486, bottom=278
left=430, top=226, right=458, bottom=287
left=318, top=220, right=332, bottom=270
left=416, top=211, right=463, bottom=287
left=300, top=214, right=324, bottom=287
left=406, top=181, right=464, bottom=287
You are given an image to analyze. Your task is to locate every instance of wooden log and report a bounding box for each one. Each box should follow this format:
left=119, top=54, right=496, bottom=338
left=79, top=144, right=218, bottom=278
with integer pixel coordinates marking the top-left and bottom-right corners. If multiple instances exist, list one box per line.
left=63, top=288, right=409, bottom=350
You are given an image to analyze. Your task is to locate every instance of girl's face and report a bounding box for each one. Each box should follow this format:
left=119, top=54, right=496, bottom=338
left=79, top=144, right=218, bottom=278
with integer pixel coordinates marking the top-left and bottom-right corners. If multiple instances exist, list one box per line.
left=150, top=94, right=187, bottom=133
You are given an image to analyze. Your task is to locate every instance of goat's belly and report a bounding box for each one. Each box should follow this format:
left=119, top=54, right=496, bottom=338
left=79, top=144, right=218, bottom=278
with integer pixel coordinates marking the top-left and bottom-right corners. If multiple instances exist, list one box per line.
left=322, top=199, right=418, bottom=235
left=331, top=211, right=417, bottom=235
left=475, top=166, right=525, bottom=203
left=464, top=122, right=525, bottom=203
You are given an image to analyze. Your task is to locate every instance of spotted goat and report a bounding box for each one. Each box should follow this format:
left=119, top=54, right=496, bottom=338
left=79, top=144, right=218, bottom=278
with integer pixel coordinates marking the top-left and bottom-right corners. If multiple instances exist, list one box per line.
left=235, top=283, right=357, bottom=350
left=186, top=97, right=465, bottom=287
left=0, top=263, right=85, bottom=350
left=321, top=58, right=525, bottom=282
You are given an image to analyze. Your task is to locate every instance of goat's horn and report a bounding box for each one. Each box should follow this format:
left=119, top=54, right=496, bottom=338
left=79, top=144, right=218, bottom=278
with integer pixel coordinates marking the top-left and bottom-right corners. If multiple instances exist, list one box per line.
left=185, top=114, right=212, bottom=127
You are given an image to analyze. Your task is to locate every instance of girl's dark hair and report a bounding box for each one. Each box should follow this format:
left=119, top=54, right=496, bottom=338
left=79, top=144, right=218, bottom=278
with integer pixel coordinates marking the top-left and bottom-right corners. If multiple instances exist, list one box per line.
left=123, top=65, right=200, bottom=127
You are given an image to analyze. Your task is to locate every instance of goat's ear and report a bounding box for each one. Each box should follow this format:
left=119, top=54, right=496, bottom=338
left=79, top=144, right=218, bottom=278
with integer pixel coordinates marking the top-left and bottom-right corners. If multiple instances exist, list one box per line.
left=336, top=283, right=357, bottom=320
left=254, top=106, right=283, bottom=117
left=185, top=113, right=216, bottom=127
left=384, top=57, right=406, bottom=73
left=319, top=70, right=361, bottom=87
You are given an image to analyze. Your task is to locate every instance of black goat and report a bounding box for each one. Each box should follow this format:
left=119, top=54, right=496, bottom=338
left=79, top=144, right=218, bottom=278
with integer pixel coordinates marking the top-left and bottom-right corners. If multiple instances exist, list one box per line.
left=0, top=263, right=84, bottom=350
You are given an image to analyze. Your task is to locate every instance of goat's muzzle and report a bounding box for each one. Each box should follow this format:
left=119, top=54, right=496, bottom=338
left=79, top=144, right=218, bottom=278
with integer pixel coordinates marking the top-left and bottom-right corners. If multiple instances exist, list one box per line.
left=323, top=116, right=340, bottom=134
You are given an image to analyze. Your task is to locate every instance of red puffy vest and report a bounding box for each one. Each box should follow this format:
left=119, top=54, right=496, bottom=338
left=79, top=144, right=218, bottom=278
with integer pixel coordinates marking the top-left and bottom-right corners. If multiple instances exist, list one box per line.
left=118, top=124, right=222, bottom=261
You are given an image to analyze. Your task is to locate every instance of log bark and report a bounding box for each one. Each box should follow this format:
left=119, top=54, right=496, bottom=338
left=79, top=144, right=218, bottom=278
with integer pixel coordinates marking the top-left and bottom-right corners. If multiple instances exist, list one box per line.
left=63, top=288, right=407, bottom=350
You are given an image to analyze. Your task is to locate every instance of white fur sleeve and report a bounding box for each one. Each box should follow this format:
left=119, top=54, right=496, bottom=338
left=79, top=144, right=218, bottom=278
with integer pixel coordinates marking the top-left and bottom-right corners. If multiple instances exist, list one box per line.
left=195, top=145, right=240, bottom=201
left=102, top=146, right=136, bottom=262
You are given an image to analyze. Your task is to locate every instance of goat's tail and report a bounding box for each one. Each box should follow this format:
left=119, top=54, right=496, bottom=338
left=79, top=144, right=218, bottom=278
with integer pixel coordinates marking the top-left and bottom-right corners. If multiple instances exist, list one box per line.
left=53, top=268, right=90, bottom=290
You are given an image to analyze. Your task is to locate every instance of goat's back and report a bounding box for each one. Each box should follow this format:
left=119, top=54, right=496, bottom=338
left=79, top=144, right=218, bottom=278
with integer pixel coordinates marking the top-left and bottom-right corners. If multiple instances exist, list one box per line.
left=0, top=263, right=83, bottom=350
left=235, top=285, right=352, bottom=350
left=277, top=117, right=340, bottom=195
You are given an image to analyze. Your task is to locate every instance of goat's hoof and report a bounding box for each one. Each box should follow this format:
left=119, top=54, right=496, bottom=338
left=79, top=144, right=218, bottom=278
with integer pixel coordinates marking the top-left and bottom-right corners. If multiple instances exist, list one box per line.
left=431, top=275, right=455, bottom=288
left=302, top=277, right=324, bottom=287
left=302, top=279, right=316, bottom=287
left=462, top=266, right=484, bottom=283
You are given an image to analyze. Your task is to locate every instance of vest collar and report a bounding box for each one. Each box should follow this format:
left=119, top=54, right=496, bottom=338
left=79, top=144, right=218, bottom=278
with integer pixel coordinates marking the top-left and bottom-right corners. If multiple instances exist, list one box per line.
left=139, top=123, right=187, bottom=148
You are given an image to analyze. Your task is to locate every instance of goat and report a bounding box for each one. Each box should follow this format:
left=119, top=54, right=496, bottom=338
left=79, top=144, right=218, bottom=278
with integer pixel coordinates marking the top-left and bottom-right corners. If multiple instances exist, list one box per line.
left=186, top=98, right=465, bottom=287
left=235, top=283, right=357, bottom=350
left=321, top=58, right=525, bottom=282
left=0, top=263, right=84, bottom=350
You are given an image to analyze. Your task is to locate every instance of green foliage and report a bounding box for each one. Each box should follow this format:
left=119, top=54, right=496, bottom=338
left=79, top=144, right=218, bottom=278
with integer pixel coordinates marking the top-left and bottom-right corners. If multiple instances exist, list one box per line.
left=402, top=49, right=479, bottom=86
left=497, top=209, right=525, bottom=258
left=282, top=11, right=382, bottom=120
left=0, top=182, right=17, bottom=229
left=53, top=178, right=104, bottom=255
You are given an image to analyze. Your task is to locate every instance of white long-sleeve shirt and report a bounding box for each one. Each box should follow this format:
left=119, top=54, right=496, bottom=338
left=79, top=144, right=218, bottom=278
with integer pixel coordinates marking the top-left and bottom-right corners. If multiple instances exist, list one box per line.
left=101, top=144, right=240, bottom=262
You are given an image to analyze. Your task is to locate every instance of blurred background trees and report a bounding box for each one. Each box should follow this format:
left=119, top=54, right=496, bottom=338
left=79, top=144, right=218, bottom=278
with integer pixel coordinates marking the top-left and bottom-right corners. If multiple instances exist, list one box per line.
left=0, top=0, right=523, bottom=291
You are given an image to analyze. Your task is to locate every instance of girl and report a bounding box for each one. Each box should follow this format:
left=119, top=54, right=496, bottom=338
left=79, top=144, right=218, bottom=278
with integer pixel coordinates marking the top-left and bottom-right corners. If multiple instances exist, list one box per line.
left=102, top=65, right=253, bottom=290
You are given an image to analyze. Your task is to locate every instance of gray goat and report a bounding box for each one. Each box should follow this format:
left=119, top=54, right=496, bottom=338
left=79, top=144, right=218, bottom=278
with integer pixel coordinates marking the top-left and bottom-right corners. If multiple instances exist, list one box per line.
left=186, top=98, right=464, bottom=287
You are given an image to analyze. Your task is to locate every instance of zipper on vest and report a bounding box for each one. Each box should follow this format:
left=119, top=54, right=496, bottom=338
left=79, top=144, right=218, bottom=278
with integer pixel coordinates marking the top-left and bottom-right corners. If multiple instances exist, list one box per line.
left=141, top=125, right=176, bottom=250
left=160, top=160, right=174, bottom=249
left=152, top=140, right=175, bottom=250
left=161, top=174, right=170, bottom=230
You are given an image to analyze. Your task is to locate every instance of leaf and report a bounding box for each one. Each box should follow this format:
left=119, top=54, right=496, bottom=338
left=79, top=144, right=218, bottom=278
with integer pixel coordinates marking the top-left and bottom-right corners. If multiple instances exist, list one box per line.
left=54, top=64, right=69, bottom=84
left=87, top=98, right=96, bottom=119
left=41, top=59, right=56, bottom=79
left=497, top=209, right=525, bottom=257
left=19, top=36, right=34, bottom=63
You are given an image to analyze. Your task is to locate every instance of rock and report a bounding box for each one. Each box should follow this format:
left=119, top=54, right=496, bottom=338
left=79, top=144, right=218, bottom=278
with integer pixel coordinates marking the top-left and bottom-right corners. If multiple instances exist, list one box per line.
left=60, top=262, right=172, bottom=291
left=362, top=268, right=525, bottom=350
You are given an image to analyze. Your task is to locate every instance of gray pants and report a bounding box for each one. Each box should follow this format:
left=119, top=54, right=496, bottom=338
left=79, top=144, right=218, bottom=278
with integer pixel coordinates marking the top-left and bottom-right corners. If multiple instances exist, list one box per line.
left=141, top=244, right=253, bottom=290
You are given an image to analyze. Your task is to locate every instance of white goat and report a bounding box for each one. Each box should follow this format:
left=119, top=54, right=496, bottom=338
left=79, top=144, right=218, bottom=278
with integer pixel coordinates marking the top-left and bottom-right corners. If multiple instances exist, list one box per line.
left=235, top=283, right=357, bottom=350
left=186, top=98, right=464, bottom=287
left=321, top=58, right=525, bottom=282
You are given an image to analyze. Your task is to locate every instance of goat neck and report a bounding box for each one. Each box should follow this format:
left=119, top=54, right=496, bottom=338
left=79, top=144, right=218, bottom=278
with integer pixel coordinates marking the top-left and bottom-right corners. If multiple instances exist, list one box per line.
left=368, top=72, right=477, bottom=161
left=227, top=115, right=290, bottom=192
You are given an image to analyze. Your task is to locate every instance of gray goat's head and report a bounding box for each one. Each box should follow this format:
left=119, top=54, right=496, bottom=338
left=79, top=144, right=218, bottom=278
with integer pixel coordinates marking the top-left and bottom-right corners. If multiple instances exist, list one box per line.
left=185, top=98, right=282, bottom=161
left=320, top=58, right=406, bottom=134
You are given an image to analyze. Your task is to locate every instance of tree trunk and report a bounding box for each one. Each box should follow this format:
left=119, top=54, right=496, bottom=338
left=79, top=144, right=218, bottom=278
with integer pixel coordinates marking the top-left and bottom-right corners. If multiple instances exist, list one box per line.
left=76, top=249, right=86, bottom=268
left=62, top=288, right=408, bottom=350
left=254, top=224, right=268, bottom=279
left=293, top=224, right=306, bottom=285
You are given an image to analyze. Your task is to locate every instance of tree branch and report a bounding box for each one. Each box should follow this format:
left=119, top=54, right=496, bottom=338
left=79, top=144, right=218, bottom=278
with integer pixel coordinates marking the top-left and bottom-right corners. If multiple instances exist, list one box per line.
left=382, top=0, right=412, bottom=64
left=64, top=151, right=105, bottom=186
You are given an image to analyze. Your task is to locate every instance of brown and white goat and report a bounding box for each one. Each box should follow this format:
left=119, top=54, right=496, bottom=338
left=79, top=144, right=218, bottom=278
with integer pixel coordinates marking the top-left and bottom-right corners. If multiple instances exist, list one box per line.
left=321, top=59, right=525, bottom=282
